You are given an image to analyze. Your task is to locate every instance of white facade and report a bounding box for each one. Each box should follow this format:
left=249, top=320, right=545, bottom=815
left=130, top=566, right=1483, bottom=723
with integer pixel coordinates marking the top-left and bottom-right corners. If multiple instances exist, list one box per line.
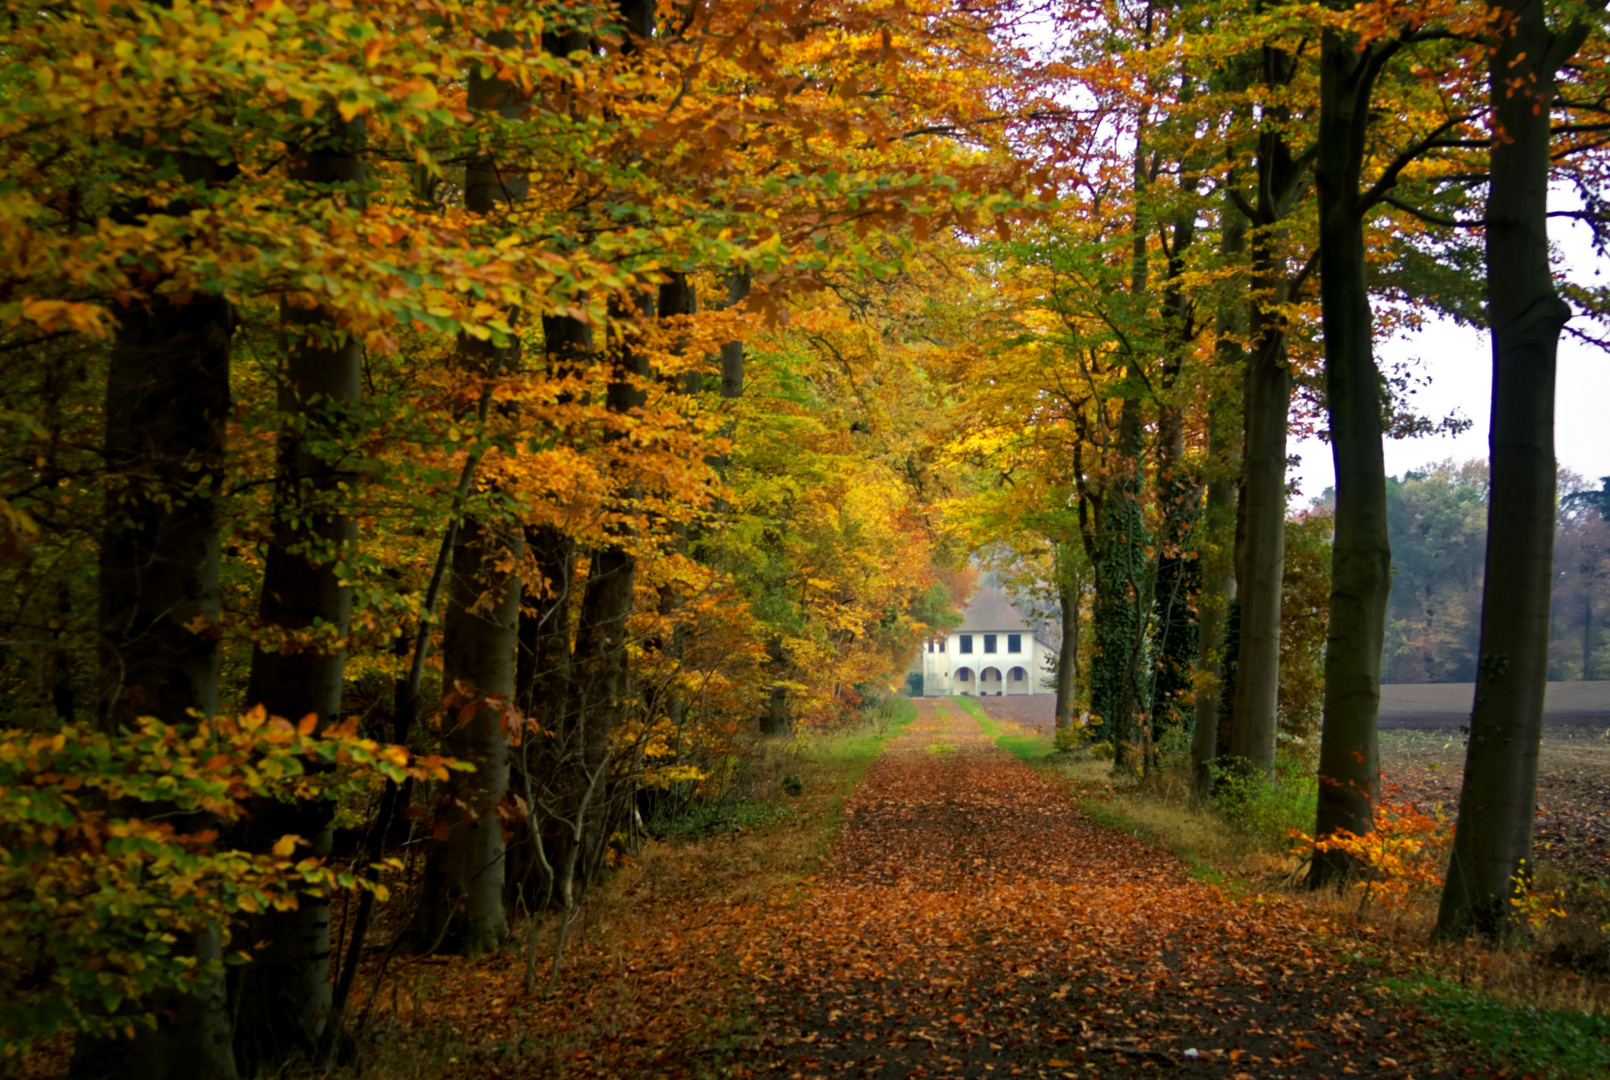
left=919, top=587, right=1056, bottom=697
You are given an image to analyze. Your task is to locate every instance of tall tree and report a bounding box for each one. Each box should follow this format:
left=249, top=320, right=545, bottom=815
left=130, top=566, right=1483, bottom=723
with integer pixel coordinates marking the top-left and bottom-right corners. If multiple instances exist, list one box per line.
left=1306, top=4, right=1489, bottom=883
left=1435, top=1, right=1595, bottom=940
left=74, top=170, right=236, bottom=1079
left=1226, top=41, right=1312, bottom=778
left=1191, top=199, right=1247, bottom=796
left=1146, top=167, right=1203, bottom=765
left=232, top=113, right=365, bottom=1072
left=412, top=25, right=531, bottom=956
left=1307, top=19, right=1405, bottom=885
left=1054, top=539, right=1085, bottom=736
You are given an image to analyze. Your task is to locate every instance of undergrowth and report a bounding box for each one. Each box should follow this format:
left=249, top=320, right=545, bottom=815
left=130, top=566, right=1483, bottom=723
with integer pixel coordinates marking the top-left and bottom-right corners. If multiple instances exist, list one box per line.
left=351, top=700, right=914, bottom=1080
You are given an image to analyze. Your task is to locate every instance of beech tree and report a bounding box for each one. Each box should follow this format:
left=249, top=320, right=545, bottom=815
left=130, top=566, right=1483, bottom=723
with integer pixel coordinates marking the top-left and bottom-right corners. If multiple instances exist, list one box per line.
left=1225, top=38, right=1314, bottom=779
left=1435, top=0, right=1598, bottom=941
left=1307, top=1, right=1484, bottom=886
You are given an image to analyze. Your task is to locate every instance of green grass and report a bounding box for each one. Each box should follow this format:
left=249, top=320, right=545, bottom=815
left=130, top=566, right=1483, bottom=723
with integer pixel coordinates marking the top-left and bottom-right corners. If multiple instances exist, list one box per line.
left=1381, top=974, right=1610, bottom=1079
left=655, top=698, right=913, bottom=846
left=657, top=798, right=792, bottom=839
left=950, top=695, right=1064, bottom=765
left=1079, top=798, right=1233, bottom=890
left=809, top=697, right=914, bottom=769
left=1206, top=757, right=1319, bottom=852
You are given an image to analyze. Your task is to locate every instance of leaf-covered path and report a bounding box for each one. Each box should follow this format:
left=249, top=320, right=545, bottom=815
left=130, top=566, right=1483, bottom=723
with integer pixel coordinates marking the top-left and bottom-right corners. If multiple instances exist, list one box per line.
left=738, top=699, right=1469, bottom=1079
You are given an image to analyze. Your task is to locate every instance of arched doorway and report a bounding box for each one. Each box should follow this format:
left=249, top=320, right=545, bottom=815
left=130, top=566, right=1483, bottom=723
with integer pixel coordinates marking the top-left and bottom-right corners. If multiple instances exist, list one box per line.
left=953, top=666, right=974, bottom=694
left=979, top=666, right=1002, bottom=695
left=1008, top=666, right=1028, bottom=695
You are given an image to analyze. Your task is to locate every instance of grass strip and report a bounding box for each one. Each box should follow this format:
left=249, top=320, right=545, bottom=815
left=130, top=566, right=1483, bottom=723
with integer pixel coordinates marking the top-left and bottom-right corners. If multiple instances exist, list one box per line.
left=1381, top=974, right=1610, bottom=1080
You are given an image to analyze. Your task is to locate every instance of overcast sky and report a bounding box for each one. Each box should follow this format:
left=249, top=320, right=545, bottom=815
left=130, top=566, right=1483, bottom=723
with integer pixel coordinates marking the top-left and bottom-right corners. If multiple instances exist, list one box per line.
left=1289, top=200, right=1610, bottom=503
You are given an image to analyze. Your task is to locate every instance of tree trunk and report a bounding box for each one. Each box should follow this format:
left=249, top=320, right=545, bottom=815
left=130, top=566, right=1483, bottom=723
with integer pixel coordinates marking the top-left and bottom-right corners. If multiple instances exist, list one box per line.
left=1310, top=32, right=1390, bottom=887
left=415, top=516, right=523, bottom=955
left=1090, top=391, right=1153, bottom=771
left=1434, top=2, right=1582, bottom=939
left=77, top=278, right=234, bottom=1080
left=761, top=633, right=791, bottom=736
left=516, top=311, right=591, bottom=728
left=525, top=0, right=658, bottom=924
left=1227, top=45, right=1303, bottom=778
left=1092, top=118, right=1157, bottom=770
left=1194, top=390, right=1241, bottom=796
left=233, top=113, right=364, bottom=1074
left=563, top=288, right=653, bottom=893
left=1193, top=192, right=1247, bottom=796
left=1227, top=307, right=1290, bottom=775
left=412, top=27, right=528, bottom=954
left=1148, top=208, right=1201, bottom=765
left=720, top=267, right=751, bottom=403
left=706, top=264, right=751, bottom=495
left=1055, top=542, right=1080, bottom=736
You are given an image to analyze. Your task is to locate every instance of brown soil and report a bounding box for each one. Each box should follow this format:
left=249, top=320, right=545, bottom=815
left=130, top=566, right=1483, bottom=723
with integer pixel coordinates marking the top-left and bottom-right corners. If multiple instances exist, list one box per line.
left=1377, top=681, right=1610, bottom=732
left=743, top=700, right=1479, bottom=1079
left=959, top=682, right=1610, bottom=736
left=1382, top=727, right=1610, bottom=882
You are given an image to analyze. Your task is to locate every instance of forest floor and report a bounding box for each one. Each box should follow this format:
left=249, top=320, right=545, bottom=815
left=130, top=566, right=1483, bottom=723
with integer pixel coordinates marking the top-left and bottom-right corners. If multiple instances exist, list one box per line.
left=356, top=699, right=1506, bottom=1080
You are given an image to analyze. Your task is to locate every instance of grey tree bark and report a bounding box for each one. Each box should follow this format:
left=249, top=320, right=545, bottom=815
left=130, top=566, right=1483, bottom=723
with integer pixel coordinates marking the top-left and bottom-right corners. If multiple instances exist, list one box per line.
left=1434, top=2, right=1589, bottom=940
left=1054, top=541, right=1081, bottom=736
left=76, top=208, right=235, bottom=1080
left=1309, top=29, right=1394, bottom=887
left=233, top=113, right=364, bottom=1073
left=1227, top=44, right=1307, bottom=778
left=413, top=25, right=529, bottom=955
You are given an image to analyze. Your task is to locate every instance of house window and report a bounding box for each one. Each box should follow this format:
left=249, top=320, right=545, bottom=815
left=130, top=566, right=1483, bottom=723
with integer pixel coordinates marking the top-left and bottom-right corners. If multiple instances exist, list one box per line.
left=1008, top=634, right=1022, bottom=653
left=1011, top=666, right=1026, bottom=682
left=984, top=634, right=997, bottom=653
left=927, top=641, right=934, bottom=653
left=959, top=635, right=973, bottom=654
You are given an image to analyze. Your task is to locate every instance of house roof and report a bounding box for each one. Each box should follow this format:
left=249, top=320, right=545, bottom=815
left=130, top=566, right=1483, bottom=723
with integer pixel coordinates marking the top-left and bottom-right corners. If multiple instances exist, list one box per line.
left=954, top=586, right=1034, bottom=634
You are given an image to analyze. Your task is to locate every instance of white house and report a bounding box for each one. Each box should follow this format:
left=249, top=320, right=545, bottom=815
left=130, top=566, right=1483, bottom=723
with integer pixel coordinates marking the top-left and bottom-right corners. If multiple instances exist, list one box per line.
left=920, top=587, right=1056, bottom=697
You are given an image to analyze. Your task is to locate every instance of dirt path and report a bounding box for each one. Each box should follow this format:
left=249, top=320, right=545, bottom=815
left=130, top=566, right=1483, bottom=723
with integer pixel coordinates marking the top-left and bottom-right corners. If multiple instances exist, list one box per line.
left=739, top=699, right=1469, bottom=1079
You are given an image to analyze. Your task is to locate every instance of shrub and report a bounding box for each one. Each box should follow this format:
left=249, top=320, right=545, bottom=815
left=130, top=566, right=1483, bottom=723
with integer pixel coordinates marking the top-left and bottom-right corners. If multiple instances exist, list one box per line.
left=1210, top=756, right=1318, bottom=851
left=0, top=709, right=452, bottom=1058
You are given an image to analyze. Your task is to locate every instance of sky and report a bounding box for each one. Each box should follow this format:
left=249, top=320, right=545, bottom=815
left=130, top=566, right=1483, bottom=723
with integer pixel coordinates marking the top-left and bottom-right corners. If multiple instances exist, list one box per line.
left=1288, top=200, right=1610, bottom=503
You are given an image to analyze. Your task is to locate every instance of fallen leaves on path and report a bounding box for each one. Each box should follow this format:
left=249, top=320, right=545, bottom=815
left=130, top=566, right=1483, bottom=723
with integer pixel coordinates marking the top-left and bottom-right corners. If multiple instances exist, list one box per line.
left=739, top=701, right=1475, bottom=1079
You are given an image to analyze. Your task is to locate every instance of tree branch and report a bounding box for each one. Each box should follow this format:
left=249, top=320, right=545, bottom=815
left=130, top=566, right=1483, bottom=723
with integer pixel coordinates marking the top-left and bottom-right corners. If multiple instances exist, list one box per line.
left=1382, top=195, right=1484, bottom=229
left=1358, top=116, right=1470, bottom=215
left=1286, top=247, right=1322, bottom=303
left=1227, top=187, right=1256, bottom=221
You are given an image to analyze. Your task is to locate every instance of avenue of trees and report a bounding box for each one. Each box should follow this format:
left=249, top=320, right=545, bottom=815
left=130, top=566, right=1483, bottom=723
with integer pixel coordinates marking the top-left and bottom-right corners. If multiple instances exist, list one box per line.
left=0, top=0, right=1607, bottom=1074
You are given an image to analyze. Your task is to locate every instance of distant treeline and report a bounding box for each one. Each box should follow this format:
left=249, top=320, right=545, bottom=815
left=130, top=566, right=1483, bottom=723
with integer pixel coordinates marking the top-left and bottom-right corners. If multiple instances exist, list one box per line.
left=1369, top=461, right=1609, bottom=683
